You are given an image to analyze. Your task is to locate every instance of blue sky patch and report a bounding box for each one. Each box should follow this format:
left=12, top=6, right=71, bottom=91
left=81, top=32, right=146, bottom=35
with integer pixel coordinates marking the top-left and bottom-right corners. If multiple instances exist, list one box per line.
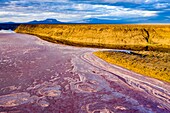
left=0, top=0, right=169, bottom=23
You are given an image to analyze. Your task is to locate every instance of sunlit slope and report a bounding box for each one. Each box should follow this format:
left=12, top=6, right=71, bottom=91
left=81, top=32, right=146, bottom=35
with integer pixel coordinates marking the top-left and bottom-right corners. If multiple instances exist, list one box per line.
left=94, top=51, right=170, bottom=83
left=15, top=24, right=170, bottom=51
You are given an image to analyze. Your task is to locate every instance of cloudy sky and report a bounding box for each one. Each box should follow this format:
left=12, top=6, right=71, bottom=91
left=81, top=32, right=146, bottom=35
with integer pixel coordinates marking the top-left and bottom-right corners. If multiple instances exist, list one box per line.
left=0, top=0, right=170, bottom=23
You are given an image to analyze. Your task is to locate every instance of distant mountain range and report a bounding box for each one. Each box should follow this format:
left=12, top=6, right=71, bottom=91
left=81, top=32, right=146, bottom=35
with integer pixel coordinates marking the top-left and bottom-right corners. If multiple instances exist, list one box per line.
left=0, top=18, right=129, bottom=24
left=28, top=18, right=63, bottom=24
left=1, top=18, right=127, bottom=30
left=82, top=18, right=130, bottom=24
left=2, top=18, right=168, bottom=30
left=27, top=18, right=126, bottom=24
left=1, top=18, right=170, bottom=25
left=0, top=19, right=64, bottom=30
left=0, top=19, right=64, bottom=24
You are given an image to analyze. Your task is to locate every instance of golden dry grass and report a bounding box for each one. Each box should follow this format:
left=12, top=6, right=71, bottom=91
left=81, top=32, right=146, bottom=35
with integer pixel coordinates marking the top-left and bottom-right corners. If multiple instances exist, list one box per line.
left=94, top=51, right=170, bottom=83
left=15, top=24, right=170, bottom=52
left=15, top=24, right=170, bottom=82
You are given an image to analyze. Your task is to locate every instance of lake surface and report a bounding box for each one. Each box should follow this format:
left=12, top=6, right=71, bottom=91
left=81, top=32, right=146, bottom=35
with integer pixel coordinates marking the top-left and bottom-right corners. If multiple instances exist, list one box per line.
left=0, top=33, right=170, bottom=113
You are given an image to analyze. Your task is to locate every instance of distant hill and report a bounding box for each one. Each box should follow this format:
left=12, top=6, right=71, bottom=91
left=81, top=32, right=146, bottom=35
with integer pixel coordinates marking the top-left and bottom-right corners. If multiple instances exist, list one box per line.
left=28, top=18, right=63, bottom=24
left=82, top=18, right=130, bottom=24
left=2, top=22, right=16, bottom=24
left=0, top=18, right=127, bottom=30
left=0, top=19, right=63, bottom=30
left=0, top=23, right=20, bottom=30
left=27, top=18, right=133, bottom=24
left=0, top=18, right=130, bottom=25
left=1, top=18, right=170, bottom=25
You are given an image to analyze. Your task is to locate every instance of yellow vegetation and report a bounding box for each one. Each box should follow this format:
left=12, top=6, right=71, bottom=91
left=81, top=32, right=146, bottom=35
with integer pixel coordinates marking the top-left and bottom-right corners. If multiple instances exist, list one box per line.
left=15, top=24, right=170, bottom=82
left=94, top=51, right=170, bottom=83
left=15, top=24, right=170, bottom=52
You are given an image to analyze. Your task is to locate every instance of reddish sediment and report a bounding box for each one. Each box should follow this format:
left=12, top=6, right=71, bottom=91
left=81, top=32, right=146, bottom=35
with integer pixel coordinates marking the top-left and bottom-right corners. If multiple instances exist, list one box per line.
left=0, top=33, right=169, bottom=113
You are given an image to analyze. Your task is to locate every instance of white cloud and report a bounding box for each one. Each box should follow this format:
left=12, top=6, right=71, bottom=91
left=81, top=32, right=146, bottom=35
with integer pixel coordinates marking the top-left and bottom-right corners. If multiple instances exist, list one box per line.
left=72, top=4, right=158, bottom=18
left=103, top=0, right=159, bottom=4
left=0, top=0, right=159, bottom=22
left=8, top=0, right=68, bottom=3
left=154, top=3, right=169, bottom=9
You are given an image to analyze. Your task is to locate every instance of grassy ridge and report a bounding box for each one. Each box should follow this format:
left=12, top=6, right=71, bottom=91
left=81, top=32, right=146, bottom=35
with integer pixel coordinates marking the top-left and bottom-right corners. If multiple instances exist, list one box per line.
left=15, top=24, right=170, bottom=52
left=15, top=24, right=170, bottom=82
left=94, top=51, right=170, bottom=83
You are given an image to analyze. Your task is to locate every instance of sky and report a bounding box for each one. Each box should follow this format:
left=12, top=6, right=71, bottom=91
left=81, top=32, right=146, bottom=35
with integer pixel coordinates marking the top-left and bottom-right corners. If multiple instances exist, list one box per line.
left=0, top=0, right=170, bottom=23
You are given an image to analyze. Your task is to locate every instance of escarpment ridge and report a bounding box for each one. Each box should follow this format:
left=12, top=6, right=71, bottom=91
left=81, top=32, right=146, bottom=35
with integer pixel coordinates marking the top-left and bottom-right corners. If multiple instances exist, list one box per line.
left=15, top=24, right=170, bottom=51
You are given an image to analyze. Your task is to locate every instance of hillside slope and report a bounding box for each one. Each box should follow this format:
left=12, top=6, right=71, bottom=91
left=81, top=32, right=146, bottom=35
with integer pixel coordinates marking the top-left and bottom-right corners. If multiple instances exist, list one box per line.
left=15, top=24, right=170, bottom=51
left=94, top=51, right=170, bottom=83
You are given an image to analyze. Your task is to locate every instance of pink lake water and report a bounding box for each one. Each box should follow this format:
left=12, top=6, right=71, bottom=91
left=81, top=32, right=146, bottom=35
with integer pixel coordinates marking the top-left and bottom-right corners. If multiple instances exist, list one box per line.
left=0, top=33, right=170, bottom=113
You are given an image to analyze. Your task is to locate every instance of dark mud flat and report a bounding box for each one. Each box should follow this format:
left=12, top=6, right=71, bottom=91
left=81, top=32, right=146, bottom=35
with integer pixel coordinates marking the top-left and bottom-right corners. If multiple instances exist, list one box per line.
left=0, top=33, right=170, bottom=113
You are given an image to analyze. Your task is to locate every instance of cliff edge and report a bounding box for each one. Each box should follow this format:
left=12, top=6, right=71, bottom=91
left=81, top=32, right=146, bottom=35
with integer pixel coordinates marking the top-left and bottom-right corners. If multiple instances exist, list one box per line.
left=15, top=24, right=170, bottom=51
